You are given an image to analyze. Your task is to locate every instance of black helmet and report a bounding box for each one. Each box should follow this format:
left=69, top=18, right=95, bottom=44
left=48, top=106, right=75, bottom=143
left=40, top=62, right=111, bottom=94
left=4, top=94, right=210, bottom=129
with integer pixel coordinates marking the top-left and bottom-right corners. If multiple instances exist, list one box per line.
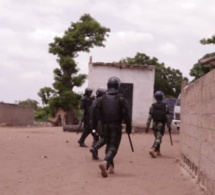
left=96, top=88, right=106, bottom=98
left=107, top=76, right=121, bottom=90
left=84, top=87, right=93, bottom=96
left=154, top=91, right=164, bottom=101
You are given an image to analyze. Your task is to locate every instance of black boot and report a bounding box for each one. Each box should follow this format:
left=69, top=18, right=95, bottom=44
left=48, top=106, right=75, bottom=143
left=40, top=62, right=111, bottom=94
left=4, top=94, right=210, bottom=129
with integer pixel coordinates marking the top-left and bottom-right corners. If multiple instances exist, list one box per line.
left=91, top=139, right=98, bottom=147
left=78, top=140, right=88, bottom=147
left=90, top=148, right=99, bottom=160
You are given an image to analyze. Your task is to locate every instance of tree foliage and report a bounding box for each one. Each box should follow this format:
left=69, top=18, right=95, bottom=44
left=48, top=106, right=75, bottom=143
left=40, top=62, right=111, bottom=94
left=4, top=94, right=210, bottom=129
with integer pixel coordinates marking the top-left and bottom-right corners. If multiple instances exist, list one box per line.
left=200, top=35, right=215, bottom=45
left=34, top=106, right=52, bottom=122
left=18, top=99, right=39, bottom=110
left=38, top=87, right=55, bottom=106
left=38, top=14, right=110, bottom=123
left=119, top=53, right=187, bottom=98
left=189, top=54, right=215, bottom=80
left=190, top=35, right=215, bottom=81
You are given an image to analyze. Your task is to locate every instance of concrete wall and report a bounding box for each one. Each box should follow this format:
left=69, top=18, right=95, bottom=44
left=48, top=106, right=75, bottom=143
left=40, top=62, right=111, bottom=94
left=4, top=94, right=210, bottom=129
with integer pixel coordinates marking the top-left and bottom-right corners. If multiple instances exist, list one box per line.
left=0, top=103, right=34, bottom=126
left=180, top=69, right=215, bottom=194
left=88, top=61, right=155, bottom=129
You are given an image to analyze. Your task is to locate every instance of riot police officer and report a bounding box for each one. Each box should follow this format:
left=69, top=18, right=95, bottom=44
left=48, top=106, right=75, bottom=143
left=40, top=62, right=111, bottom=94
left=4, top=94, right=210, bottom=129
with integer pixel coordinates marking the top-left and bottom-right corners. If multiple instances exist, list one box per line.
left=89, top=87, right=106, bottom=153
left=95, top=77, right=131, bottom=177
left=78, top=87, right=94, bottom=147
left=145, top=91, right=171, bottom=158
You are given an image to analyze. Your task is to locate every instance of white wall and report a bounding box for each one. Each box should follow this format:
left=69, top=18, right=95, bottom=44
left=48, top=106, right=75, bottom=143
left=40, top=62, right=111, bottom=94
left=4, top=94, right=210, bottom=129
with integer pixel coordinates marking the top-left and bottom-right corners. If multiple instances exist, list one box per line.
left=88, top=62, right=155, bottom=128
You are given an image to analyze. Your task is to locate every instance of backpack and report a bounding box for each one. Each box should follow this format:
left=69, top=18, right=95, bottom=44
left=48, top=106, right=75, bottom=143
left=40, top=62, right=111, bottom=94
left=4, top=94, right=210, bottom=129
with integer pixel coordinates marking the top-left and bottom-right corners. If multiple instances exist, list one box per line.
left=150, top=102, right=167, bottom=122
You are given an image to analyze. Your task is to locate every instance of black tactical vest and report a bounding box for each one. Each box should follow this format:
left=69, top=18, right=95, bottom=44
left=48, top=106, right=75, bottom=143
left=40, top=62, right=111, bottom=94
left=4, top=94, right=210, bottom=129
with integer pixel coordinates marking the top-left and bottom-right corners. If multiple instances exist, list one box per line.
left=81, top=96, right=94, bottom=116
left=150, top=102, right=167, bottom=122
left=101, top=94, right=122, bottom=124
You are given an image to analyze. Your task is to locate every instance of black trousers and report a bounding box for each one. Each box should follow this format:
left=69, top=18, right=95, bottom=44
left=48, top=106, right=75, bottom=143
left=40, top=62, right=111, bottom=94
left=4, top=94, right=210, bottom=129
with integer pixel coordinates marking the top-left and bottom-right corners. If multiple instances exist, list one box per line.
left=78, top=118, right=91, bottom=143
left=103, top=124, right=122, bottom=168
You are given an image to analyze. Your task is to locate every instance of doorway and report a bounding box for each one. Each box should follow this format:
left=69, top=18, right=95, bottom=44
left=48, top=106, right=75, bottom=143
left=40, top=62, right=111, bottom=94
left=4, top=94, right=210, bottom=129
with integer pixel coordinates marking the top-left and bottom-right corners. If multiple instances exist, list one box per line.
left=119, top=83, right=133, bottom=121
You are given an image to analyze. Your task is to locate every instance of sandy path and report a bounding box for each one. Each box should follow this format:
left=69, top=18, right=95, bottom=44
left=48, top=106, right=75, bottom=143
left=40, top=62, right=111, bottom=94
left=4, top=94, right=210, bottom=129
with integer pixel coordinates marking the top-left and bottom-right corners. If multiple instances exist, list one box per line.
left=0, top=127, right=205, bottom=195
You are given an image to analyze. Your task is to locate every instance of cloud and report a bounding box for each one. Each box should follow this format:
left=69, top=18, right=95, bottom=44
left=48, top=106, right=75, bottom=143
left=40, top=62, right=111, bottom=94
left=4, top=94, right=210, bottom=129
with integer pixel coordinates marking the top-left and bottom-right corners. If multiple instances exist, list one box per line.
left=0, top=0, right=215, bottom=103
left=0, top=77, right=7, bottom=85
left=116, top=31, right=154, bottom=43
left=87, top=30, right=154, bottom=63
left=20, top=71, right=46, bottom=80
left=158, top=42, right=179, bottom=56
left=29, top=29, right=58, bottom=43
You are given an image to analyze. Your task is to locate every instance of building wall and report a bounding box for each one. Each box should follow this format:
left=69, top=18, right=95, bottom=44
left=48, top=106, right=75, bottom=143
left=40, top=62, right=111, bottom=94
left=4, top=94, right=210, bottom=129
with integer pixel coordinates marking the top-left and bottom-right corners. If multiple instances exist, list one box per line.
left=0, top=103, right=34, bottom=126
left=180, top=69, right=215, bottom=195
left=88, top=61, right=155, bottom=129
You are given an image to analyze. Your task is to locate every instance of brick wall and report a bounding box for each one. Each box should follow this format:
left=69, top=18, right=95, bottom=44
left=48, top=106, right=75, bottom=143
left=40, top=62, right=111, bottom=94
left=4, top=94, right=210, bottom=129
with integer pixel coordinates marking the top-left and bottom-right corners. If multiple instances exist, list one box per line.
left=0, top=103, right=34, bottom=126
left=180, top=69, right=215, bottom=194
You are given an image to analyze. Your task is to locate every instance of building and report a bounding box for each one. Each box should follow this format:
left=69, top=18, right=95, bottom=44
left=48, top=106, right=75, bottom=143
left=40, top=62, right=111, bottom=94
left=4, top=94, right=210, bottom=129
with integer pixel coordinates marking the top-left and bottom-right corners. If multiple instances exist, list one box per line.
left=88, top=57, right=155, bottom=130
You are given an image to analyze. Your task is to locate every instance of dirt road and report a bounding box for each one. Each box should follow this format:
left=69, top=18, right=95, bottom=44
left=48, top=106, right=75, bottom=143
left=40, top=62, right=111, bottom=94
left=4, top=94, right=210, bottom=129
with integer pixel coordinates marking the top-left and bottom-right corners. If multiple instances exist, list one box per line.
left=0, top=127, right=205, bottom=195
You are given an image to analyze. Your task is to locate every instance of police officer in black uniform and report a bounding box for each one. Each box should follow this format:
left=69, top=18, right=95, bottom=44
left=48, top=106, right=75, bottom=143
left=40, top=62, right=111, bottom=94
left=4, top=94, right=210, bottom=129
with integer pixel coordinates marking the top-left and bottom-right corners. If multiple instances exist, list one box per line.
left=89, top=87, right=106, bottom=151
left=145, top=91, right=171, bottom=158
left=78, top=87, right=94, bottom=147
left=89, top=88, right=107, bottom=160
left=95, top=77, right=131, bottom=177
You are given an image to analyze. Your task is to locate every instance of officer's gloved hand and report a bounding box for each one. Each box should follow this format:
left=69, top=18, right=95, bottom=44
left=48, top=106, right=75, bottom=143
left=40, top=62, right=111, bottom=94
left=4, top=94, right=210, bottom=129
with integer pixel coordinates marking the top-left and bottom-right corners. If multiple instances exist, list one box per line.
left=92, top=129, right=98, bottom=136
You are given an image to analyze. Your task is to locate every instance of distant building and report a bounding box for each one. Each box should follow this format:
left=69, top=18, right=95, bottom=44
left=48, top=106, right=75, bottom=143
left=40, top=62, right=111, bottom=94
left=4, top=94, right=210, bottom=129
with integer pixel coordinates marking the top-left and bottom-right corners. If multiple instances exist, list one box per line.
left=88, top=57, right=155, bottom=129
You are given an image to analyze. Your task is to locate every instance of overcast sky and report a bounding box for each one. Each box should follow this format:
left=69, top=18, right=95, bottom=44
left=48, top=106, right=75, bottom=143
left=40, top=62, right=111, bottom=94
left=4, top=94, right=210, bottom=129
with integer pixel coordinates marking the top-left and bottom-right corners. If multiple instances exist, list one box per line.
left=0, top=0, right=214, bottom=104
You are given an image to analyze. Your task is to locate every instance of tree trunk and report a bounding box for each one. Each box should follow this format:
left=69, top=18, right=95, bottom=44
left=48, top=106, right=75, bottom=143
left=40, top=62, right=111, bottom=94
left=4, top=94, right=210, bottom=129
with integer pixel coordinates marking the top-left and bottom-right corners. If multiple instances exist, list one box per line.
left=65, top=108, right=79, bottom=125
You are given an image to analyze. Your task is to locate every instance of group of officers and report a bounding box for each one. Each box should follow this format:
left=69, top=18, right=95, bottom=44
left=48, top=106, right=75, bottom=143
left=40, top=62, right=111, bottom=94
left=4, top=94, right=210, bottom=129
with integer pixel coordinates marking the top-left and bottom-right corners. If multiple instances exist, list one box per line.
left=77, top=76, right=172, bottom=178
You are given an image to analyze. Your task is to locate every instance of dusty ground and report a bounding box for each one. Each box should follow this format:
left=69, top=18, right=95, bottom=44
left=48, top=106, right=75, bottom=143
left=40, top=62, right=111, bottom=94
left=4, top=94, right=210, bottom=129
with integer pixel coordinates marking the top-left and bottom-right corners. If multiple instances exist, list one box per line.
left=0, top=126, right=206, bottom=195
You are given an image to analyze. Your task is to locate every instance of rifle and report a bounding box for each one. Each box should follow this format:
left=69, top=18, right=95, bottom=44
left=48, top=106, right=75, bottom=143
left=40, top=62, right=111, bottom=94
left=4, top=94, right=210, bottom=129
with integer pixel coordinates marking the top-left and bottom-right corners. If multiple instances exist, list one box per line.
left=168, top=129, right=173, bottom=146
left=127, top=134, right=134, bottom=152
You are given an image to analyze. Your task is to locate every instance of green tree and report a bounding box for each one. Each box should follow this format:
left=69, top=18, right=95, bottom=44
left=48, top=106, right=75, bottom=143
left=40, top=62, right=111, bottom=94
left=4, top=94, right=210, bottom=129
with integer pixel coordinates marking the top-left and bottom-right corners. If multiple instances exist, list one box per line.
left=119, top=53, right=187, bottom=98
left=190, top=35, right=215, bottom=81
left=18, top=99, right=38, bottom=110
left=38, top=87, right=55, bottom=106
left=37, top=87, right=56, bottom=121
left=34, top=106, right=52, bottom=122
left=40, top=14, right=110, bottom=124
left=200, top=35, right=215, bottom=45
left=189, top=58, right=214, bottom=81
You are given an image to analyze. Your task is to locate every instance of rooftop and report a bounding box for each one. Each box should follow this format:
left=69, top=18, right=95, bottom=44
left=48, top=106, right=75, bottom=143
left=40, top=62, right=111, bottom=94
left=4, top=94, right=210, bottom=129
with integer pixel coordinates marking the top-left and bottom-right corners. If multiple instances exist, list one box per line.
left=89, top=56, right=155, bottom=70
